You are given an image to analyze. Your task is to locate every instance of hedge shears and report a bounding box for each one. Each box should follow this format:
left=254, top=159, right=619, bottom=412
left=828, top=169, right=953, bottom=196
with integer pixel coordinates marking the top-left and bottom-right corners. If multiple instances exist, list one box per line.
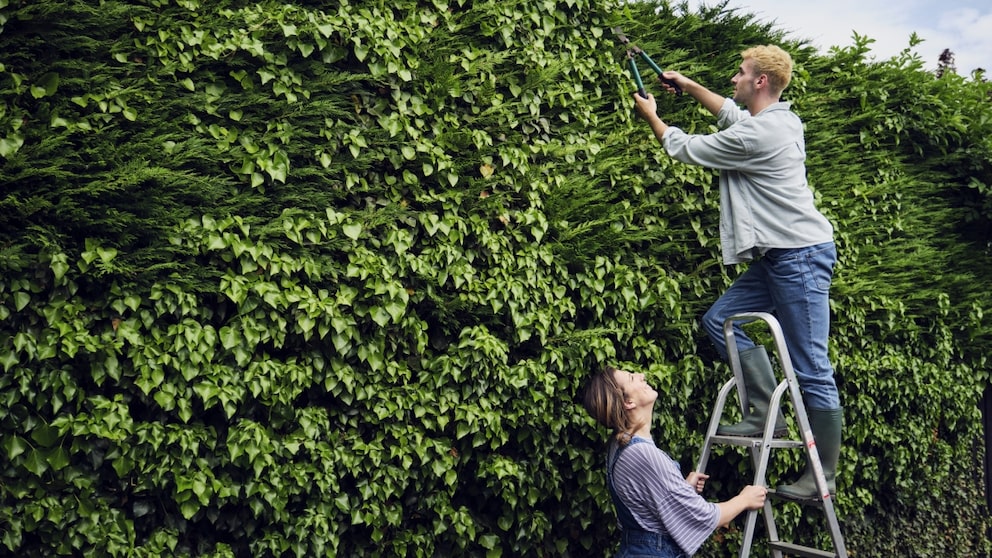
left=613, top=27, right=682, bottom=98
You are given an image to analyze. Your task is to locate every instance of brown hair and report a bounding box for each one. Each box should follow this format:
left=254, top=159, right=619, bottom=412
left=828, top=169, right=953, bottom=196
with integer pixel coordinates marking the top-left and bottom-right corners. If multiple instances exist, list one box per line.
left=741, top=45, right=793, bottom=94
left=582, top=365, right=634, bottom=446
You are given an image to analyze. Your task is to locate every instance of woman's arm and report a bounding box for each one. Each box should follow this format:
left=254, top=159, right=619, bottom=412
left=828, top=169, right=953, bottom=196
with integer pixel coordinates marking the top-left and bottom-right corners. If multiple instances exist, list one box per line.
left=715, top=485, right=767, bottom=527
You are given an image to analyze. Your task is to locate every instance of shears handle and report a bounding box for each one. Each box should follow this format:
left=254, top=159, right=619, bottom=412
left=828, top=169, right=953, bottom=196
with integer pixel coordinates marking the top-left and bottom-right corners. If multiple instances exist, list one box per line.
left=639, top=52, right=683, bottom=96
left=628, top=57, right=648, bottom=98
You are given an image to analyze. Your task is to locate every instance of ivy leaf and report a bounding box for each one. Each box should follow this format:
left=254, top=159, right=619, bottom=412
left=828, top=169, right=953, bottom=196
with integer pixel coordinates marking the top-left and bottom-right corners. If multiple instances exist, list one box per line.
left=0, top=350, right=18, bottom=372
left=98, top=246, right=118, bottom=263
left=354, top=43, right=369, bottom=62
left=112, top=455, right=134, bottom=477
left=4, top=435, right=29, bottom=460
left=0, top=134, right=24, bottom=157
left=13, top=292, right=30, bottom=312
left=193, top=382, right=221, bottom=404
left=30, top=423, right=59, bottom=448
left=370, top=306, right=390, bottom=327
left=384, top=299, right=406, bottom=322
left=342, top=223, right=362, bottom=240
left=316, top=23, right=335, bottom=38
left=47, top=447, right=70, bottom=471
left=258, top=69, right=276, bottom=84
left=154, top=390, right=175, bottom=411
left=180, top=498, right=200, bottom=520
left=24, top=449, right=49, bottom=477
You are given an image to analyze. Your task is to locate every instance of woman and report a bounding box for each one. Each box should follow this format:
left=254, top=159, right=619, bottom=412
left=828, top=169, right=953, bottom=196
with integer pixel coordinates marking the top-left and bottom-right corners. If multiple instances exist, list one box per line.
left=583, top=365, right=767, bottom=557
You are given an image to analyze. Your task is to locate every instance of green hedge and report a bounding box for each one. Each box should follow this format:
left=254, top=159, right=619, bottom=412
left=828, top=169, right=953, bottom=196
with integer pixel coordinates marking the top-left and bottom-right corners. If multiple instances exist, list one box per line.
left=1, top=0, right=991, bottom=556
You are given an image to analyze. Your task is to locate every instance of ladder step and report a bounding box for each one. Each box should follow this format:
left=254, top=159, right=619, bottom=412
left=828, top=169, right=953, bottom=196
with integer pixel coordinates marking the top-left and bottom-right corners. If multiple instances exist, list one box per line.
left=768, top=488, right=832, bottom=505
left=707, top=434, right=805, bottom=449
left=768, top=541, right=838, bottom=558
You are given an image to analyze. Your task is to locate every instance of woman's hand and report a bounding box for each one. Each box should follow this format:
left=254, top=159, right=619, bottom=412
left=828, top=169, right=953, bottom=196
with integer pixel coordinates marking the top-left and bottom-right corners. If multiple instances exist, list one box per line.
left=685, top=471, right=709, bottom=493
left=738, top=484, right=768, bottom=510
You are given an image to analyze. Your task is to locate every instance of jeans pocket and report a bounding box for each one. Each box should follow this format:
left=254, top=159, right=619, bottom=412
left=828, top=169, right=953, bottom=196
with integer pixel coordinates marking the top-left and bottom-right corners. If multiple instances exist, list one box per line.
left=803, top=247, right=835, bottom=291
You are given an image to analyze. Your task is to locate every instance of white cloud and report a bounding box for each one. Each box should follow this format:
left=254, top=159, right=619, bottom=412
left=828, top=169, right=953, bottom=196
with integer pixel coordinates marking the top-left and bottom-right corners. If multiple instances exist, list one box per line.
left=683, top=1, right=992, bottom=74
left=933, top=9, right=992, bottom=71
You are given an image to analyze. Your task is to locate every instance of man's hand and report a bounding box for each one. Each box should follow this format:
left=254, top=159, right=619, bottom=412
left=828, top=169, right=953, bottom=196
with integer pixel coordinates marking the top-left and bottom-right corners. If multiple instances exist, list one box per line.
left=658, top=70, right=687, bottom=96
left=632, top=91, right=657, bottom=118
left=631, top=92, right=669, bottom=140
left=657, top=70, right=727, bottom=116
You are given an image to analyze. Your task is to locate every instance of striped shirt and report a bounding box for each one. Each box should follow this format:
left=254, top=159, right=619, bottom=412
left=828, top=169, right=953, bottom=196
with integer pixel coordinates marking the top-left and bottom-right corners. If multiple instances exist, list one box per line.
left=609, top=437, right=720, bottom=555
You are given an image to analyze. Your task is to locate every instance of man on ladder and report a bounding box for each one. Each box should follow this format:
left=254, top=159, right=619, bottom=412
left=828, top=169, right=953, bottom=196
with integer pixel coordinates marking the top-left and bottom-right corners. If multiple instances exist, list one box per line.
left=631, top=44, right=841, bottom=500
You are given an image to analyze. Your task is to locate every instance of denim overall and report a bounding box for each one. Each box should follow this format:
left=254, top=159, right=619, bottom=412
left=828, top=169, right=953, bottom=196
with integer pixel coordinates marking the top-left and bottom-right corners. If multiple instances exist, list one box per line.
left=608, top=438, right=689, bottom=558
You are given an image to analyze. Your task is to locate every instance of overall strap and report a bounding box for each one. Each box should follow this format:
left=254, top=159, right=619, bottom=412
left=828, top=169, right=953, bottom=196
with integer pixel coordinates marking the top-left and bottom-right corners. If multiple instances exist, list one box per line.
left=607, top=436, right=649, bottom=532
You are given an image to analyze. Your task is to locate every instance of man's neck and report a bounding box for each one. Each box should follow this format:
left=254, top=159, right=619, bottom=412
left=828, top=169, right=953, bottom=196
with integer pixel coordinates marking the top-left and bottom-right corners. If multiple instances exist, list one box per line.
left=747, top=95, right=780, bottom=116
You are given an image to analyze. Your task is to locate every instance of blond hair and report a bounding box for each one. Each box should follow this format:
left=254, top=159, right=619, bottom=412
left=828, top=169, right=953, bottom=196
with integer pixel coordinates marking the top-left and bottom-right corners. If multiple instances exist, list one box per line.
left=741, top=45, right=793, bottom=94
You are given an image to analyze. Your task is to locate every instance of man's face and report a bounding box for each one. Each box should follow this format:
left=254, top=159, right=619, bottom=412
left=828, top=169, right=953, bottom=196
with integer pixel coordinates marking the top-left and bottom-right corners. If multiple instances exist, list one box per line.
left=613, top=369, right=658, bottom=410
left=731, top=58, right=759, bottom=103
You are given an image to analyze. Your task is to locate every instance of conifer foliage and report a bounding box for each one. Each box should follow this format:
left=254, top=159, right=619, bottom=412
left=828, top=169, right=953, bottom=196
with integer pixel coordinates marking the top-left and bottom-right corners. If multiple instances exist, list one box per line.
left=1, top=0, right=991, bottom=556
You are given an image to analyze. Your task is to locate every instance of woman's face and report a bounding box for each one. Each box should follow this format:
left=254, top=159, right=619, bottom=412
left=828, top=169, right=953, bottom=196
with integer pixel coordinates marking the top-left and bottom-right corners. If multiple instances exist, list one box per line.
left=613, top=368, right=658, bottom=409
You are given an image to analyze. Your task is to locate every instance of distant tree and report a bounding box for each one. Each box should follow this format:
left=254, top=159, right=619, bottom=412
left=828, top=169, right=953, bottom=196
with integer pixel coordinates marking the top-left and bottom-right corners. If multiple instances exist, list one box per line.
left=937, top=47, right=957, bottom=77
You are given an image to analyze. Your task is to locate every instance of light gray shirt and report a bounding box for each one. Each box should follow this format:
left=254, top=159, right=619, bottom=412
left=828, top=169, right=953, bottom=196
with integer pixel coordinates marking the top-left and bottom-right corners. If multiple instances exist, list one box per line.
left=609, top=437, right=720, bottom=555
left=662, top=98, right=833, bottom=264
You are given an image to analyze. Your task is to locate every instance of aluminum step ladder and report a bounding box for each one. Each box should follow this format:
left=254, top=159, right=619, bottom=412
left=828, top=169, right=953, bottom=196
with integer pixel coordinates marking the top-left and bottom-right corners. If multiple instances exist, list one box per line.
left=696, top=312, right=847, bottom=558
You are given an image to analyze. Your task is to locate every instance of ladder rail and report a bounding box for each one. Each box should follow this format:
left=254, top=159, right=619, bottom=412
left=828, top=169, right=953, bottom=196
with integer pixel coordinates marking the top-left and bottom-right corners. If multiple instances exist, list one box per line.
left=723, top=316, right=750, bottom=418
left=696, top=376, right=738, bottom=474
left=748, top=379, right=792, bottom=558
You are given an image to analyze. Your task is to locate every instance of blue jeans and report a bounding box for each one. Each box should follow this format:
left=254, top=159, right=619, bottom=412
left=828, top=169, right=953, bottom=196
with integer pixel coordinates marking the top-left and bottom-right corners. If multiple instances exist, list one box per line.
left=702, top=242, right=840, bottom=410
left=616, top=529, right=688, bottom=558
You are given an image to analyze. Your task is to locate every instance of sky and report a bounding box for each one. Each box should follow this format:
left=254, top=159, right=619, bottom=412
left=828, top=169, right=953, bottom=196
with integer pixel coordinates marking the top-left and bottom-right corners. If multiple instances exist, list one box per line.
left=682, top=0, right=992, bottom=76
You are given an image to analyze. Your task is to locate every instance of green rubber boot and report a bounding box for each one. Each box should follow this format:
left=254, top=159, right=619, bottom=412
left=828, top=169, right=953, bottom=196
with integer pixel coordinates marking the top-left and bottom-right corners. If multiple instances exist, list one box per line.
left=777, top=407, right=843, bottom=499
left=717, top=346, right=787, bottom=437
